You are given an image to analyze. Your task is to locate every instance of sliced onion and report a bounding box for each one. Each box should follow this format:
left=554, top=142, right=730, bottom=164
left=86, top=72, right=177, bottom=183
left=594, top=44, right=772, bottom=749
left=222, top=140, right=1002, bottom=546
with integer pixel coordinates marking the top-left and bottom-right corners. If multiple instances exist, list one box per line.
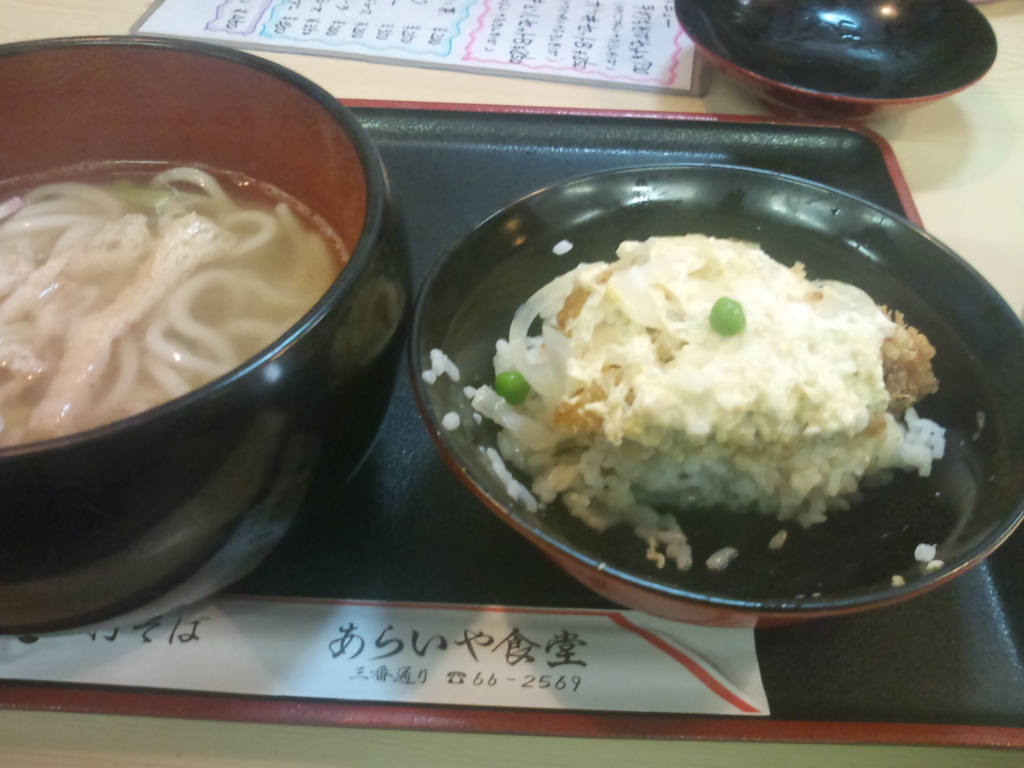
left=507, top=272, right=573, bottom=398
left=606, top=266, right=661, bottom=329
left=471, top=386, right=557, bottom=451
left=814, top=279, right=885, bottom=320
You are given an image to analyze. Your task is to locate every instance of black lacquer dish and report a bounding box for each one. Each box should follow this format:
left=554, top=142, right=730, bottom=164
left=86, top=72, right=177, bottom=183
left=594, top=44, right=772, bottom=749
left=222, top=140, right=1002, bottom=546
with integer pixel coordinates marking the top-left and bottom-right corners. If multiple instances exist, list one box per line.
left=675, top=0, right=998, bottom=119
left=411, top=162, right=1024, bottom=627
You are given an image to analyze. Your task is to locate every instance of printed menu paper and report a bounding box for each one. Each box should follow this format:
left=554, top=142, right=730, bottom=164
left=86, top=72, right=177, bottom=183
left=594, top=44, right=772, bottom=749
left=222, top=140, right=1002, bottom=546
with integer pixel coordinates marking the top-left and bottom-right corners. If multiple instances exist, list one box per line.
left=0, top=597, right=768, bottom=715
left=135, top=0, right=702, bottom=95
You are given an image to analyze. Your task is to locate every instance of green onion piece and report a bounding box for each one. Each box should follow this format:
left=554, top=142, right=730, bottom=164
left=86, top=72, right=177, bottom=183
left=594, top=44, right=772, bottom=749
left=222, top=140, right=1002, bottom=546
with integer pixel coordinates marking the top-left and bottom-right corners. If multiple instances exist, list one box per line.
left=710, top=297, right=746, bottom=336
left=495, top=370, right=531, bottom=405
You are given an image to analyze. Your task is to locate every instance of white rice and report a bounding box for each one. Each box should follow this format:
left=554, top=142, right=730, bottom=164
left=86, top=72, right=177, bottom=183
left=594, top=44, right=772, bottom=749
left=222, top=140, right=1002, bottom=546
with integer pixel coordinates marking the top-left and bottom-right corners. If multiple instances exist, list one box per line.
left=422, top=348, right=461, bottom=384
left=897, top=409, right=946, bottom=477
left=485, top=447, right=539, bottom=512
left=552, top=239, right=574, bottom=255
left=914, top=543, right=937, bottom=562
left=707, top=546, right=739, bottom=571
left=441, top=412, right=461, bottom=431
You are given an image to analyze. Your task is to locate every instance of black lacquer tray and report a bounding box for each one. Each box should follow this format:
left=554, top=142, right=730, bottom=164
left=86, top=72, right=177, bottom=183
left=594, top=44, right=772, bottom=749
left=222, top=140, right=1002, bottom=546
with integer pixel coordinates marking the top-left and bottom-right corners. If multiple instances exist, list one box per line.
left=3, top=104, right=1022, bottom=748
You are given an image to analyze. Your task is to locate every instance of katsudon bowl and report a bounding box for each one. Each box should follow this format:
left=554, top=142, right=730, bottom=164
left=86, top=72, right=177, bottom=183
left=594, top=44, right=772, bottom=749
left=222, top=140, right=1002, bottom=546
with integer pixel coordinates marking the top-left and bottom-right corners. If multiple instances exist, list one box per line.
left=0, top=37, right=408, bottom=634
left=411, top=164, right=1024, bottom=627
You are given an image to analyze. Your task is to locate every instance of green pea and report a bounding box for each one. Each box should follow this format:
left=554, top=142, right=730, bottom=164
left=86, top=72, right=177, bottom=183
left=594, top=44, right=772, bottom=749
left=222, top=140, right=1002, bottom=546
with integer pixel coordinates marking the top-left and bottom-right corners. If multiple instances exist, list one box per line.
left=495, top=370, right=531, bottom=405
left=710, top=297, right=746, bottom=336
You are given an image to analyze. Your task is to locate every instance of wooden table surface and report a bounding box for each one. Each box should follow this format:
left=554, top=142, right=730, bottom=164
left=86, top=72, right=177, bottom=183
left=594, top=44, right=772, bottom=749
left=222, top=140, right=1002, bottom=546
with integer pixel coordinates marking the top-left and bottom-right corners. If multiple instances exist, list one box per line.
left=0, top=1, right=1022, bottom=765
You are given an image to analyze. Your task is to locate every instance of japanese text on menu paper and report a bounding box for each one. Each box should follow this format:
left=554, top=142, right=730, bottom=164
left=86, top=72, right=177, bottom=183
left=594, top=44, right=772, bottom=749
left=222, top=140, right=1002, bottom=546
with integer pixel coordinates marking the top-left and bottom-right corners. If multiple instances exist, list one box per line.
left=0, top=599, right=767, bottom=715
left=138, top=0, right=697, bottom=93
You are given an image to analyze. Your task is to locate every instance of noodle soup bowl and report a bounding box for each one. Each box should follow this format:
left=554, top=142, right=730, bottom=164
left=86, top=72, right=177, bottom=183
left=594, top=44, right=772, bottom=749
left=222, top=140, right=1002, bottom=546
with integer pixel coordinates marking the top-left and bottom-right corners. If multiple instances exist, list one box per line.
left=0, top=37, right=408, bottom=634
left=412, top=164, right=1024, bottom=627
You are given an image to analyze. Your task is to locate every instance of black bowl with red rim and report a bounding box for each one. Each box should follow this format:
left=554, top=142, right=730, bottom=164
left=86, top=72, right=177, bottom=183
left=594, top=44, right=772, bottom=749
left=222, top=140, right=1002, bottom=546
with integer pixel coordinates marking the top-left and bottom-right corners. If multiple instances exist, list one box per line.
left=410, top=164, right=1024, bottom=627
left=675, top=0, right=998, bottom=120
left=0, top=36, right=408, bottom=634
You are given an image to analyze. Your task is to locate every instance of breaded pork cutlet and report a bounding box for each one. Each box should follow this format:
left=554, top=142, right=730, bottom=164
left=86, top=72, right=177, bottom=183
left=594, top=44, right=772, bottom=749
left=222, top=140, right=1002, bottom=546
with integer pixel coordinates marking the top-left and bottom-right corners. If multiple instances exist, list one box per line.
left=882, top=309, right=939, bottom=417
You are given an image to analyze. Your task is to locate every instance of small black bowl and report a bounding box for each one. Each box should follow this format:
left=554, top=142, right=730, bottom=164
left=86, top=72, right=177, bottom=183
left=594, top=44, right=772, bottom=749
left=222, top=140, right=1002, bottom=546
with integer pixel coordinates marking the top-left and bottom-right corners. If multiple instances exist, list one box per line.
left=0, top=37, right=409, bottom=634
left=675, top=0, right=998, bottom=119
left=411, top=164, right=1024, bottom=627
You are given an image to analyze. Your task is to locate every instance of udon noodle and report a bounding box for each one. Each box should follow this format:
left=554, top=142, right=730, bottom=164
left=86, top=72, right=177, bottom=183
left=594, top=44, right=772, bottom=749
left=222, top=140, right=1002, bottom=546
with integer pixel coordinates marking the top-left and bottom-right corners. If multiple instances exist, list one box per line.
left=0, top=166, right=340, bottom=446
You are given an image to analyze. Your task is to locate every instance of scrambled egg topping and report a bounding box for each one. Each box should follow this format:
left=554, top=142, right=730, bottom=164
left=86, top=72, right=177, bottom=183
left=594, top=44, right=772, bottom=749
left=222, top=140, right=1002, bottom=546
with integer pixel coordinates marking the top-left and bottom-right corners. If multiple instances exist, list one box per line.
left=550, top=235, right=898, bottom=448
left=469, top=234, right=943, bottom=566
